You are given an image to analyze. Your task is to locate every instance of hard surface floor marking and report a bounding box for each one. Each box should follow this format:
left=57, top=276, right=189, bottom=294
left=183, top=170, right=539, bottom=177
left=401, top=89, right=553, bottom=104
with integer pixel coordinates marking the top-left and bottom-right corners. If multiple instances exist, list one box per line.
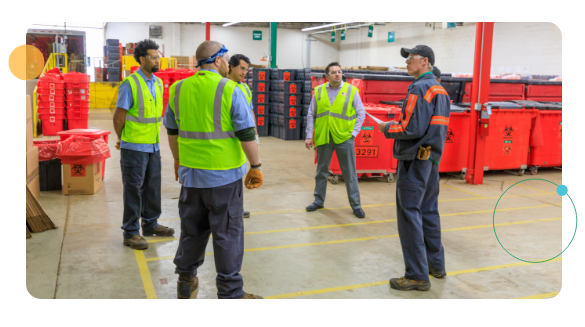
left=158, top=192, right=556, bottom=222
left=133, top=249, right=157, bottom=299
left=443, top=184, right=485, bottom=197
left=505, top=181, right=548, bottom=193
left=148, top=204, right=558, bottom=244
left=264, top=258, right=562, bottom=299
left=517, top=291, right=560, bottom=299
left=144, top=217, right=561, bottom=262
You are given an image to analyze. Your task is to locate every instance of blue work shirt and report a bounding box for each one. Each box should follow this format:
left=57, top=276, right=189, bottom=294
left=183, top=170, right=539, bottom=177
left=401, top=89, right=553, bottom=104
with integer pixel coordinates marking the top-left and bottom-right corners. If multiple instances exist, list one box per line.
left=163, top=69, right=255, bottom=188
left=116, top=68, right=161, bottom=153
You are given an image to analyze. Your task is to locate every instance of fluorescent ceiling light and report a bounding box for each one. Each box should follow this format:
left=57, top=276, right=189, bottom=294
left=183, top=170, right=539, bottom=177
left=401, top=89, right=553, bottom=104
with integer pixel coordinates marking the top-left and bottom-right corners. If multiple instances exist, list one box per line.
left=309, top=23, right=385, bottom=35
left=302, top=22, right=355, bottom=32
left=223, top=22, right=241, bottom=27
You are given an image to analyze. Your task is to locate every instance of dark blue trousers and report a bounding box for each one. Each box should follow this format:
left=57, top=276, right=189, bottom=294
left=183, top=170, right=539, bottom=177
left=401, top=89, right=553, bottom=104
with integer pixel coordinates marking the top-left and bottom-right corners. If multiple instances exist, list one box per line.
left=395, top=159, right=445, bottom=281
left=173, top=179, right=245, bottom=299
left=120, top=148, right=162, bottom=238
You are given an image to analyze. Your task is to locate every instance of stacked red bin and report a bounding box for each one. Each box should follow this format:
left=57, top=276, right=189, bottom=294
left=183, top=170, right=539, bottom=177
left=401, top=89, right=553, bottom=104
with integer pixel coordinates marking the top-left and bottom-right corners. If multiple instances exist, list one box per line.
left=64, top=72, right=90, bottom=130
left=154, top=68, right=198, bottom=115
left=37, top=68, right=66, bottom=136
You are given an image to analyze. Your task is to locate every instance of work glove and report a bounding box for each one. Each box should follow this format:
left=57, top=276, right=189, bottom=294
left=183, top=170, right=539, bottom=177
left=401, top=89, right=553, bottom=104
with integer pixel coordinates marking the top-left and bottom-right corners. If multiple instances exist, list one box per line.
left=174, top=160, right=180, bottom=182
left=245, top=168, right=263, bottom=189
left=417, top=146, right=431, bottom=160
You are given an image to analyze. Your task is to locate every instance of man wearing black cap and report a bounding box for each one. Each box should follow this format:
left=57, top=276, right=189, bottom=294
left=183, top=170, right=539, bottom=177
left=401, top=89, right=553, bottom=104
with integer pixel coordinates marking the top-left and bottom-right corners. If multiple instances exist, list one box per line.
left=378, top=45, right=450, bottom=291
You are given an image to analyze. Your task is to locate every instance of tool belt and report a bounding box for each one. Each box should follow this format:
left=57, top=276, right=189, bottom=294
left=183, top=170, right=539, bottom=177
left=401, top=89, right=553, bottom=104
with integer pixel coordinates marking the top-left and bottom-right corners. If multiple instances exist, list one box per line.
left=416, top=146, right=439, bottom=165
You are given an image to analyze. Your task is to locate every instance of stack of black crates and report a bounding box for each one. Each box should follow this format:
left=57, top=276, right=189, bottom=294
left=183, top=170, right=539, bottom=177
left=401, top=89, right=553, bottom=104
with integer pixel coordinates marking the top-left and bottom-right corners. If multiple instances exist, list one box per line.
left=104, top=39, right=121, bottom=81
left=265, top=68, right=312, bottom=140
left=246, top=68, right=271, bottom=137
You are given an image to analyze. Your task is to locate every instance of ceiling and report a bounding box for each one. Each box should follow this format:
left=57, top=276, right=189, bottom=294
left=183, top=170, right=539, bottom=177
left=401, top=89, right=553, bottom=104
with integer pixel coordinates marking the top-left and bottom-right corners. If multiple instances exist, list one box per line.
left=184, top=22, right=377, bottom=30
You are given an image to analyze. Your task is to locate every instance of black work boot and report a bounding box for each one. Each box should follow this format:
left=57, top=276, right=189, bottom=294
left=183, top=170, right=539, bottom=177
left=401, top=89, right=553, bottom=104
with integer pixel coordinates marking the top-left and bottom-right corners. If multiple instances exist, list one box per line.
left=389, top=277, right=431, bottom=291
left=177, top=273, right=199, bottom=299
left=306, top=203, right=324, bottom=211
left=429, top=267, right=447, bottom=278
left=243, top=211, right=250, bottom=218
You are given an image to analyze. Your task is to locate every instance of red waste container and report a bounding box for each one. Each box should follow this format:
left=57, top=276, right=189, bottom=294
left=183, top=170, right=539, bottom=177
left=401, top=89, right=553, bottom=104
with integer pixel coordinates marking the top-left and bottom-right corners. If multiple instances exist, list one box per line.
left=324, top=104, right=401, bottom=184
left=525, top=80, right=562, bottom=102
left=310, top=72, right=327, bottom=89
left=346, top=73, right=414, bottom=105
left=57, top=129, right=111, bottom=180
left=527, top=104, right=562, bottom=173
left=482, top=102, right=538, bottom=174
left=462, top=79, right=527, bottom=102
left=439, top=105, right=471, bottom=176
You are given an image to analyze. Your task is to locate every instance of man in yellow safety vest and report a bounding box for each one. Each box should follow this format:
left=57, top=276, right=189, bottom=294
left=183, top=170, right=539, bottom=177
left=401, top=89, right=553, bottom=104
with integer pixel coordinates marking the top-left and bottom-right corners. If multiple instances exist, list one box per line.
left=163, top=41, right=264, bottom=299
left=113, top=39, right=174, bottom=251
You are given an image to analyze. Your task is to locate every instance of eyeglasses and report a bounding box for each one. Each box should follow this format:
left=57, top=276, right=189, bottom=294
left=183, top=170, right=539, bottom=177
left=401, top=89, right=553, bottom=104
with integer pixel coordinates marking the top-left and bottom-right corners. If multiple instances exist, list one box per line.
left=328, top=70, right=342, bottom=75
left=222, top=53, right=230, bottom=62
left=405, top=55, right=424, bottom=63
left=146, top=55, right=160, bottom=60
left=238, top=66, right=249, bottom=72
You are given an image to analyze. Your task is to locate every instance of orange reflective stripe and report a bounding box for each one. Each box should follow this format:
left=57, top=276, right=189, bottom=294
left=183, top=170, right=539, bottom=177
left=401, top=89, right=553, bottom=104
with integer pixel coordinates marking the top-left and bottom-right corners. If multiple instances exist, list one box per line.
left=401, top=94, right=418, bottom=129
left=424, top=86, right=442, bottom=99
left=430, top=121, right=449, bottom=126
left=431, top=115, right=449, bottom=123
left=386, top=123, right=404, bottom=133
left=425, top=86, right=449, bottom=103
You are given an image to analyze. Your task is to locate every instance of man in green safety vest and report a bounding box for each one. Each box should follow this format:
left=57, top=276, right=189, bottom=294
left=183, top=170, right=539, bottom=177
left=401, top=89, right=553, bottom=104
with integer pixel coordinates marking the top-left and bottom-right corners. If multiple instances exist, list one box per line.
left=113, top=39, right=174, bottom=251
left=164, top=41, right=264, bottom=299
left=304, top=62, right=367, bottom=219
left=227, top=54, right=259, bottom=219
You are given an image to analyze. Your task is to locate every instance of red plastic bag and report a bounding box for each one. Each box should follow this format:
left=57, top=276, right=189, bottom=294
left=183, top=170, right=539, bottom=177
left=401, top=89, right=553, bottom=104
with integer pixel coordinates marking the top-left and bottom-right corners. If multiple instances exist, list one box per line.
left=56, top=135, right=111, bottom=164
left=33, top=140, right=61, bottom=161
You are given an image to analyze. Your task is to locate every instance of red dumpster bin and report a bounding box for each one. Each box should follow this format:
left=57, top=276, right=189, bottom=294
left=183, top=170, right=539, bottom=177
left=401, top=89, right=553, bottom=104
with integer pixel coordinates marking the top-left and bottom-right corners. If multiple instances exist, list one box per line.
left=482, top=102, right=538, bottom=174
left=525, top=80, right=562, bottom=102
left=527, top=103, right=562, bottom=173
left=324, top=104, right=401, bottom=183
left=438, top=105, right=471, bottom=176
left=57, top=129, right=111, bottom=180
left=345, top=73, right=414, bottom=104
left=462, top=79, right=527, bottom=102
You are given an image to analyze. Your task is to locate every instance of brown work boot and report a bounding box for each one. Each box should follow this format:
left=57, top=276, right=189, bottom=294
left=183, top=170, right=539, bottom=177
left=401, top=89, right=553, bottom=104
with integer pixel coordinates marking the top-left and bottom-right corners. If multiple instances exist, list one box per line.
left=389, top=277, right=431, bottom=291
left=123, top=235, right=149, bottom=250
left=177, top=274, right=199, bottom=299
left=429, top=267, right=447, bottom=279
left=240, top=292, right=263, bottom=299
left=143, top=224, right=175, bottom=237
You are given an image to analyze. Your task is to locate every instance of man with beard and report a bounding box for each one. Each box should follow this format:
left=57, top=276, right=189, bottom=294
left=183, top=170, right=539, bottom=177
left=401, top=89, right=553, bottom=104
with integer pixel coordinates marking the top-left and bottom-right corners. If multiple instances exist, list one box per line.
left=113, top=39, right=174, bottom=250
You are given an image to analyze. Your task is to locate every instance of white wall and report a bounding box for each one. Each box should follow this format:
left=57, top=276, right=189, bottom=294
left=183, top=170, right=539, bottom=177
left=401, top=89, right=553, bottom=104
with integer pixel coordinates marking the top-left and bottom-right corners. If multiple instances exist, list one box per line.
left=338, top=22, right=562, bottom=75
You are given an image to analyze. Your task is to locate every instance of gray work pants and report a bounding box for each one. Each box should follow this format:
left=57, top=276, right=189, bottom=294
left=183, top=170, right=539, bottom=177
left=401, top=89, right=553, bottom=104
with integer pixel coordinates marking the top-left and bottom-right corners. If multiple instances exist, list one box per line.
left=313, top=135, right=361, bottom=210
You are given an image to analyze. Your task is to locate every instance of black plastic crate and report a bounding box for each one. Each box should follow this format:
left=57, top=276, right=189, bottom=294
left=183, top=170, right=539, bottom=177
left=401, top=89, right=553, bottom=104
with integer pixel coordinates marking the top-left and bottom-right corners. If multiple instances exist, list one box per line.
left=269, top=102, right=280, bottom=114
left=278, top=116, right=301, bottom=140
left=251, top=80, right=270, bottom=93
left=270, top=91, right=280, bottom=103
left=302, top=104, right=310, bottom=116
left=270, top=114, right=279, bottom=137
left=107, top=60, right=120, bottom=68
left=302, top=93, right=312, bottom=105
left=270, top=69, right=280, bottom=80
left=302, top=80, right=313, bottom=92
left=246, top=70, right=253, bottom=79
left=283, top=105, right=300, bottom=118
left=253, top=103, right=270, bottom=116
left=273, top=102, right=283, bottom=115
left=108, top=73, right=120, bottom=81
left=106, top=39, right=119, bottom=46
left=252, top=92, right=269, bottom=104
left=108, top=52, right=121, bottom=61
left=39, top=159, right=62, bottom=191
left=278, top=69, right=297, bottom=81
left=279, top=81, right=303, bottom=94
left=301, top=116, right=308, bottom=140
left=277, top=92, right=301, bottom=106
left=107, top=45, right=120, bottom=53
left=256, top=114, right=269, bottom=137
left=252, top=68, right=271, bottom=81
left=269, top=81, right=279, bottom=91
left=296, top=69, right=306, bottom=81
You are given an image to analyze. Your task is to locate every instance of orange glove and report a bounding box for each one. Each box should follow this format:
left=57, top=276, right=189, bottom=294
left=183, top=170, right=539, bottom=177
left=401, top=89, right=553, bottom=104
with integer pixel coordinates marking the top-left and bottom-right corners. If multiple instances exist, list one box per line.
left=174, top=160, right=180, bottom=181
left=245, top=168, right=263, bottom=189
left=115, top=140, right=121, bottom=150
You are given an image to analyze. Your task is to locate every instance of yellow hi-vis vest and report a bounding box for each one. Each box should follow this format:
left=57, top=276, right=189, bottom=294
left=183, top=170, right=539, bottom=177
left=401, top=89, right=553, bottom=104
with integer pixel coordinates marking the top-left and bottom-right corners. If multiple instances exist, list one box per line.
left=169, top=71, right=245, bottom=170
left=121, top=72, right=163, bottom=144
left=314, top=82, right=358, bottom=146
left=237, top=82, right=252, bottom=106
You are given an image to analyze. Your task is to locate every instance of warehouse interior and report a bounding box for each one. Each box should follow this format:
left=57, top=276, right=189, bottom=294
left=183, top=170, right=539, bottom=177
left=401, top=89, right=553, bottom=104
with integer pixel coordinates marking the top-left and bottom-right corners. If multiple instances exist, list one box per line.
left=22, top=21, right=568, bottom=304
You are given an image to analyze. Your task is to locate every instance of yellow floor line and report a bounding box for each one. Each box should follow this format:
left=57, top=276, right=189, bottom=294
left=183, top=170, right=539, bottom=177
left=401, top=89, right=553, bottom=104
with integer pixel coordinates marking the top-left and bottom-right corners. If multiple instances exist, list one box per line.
left=517, top=291, right=560, bottom=299
left=265, top=258, right=562, bottom=299
left=506, top=181, right=548, bottom=193
left=443, top=184, right=485, bottom=197
left=133, top=250, right=158, bottom=299
left=158, top=192, right=556, bottom=221
left=144, top=217, right=561, bottom=262
left=148, top=204, right=557, bottom=244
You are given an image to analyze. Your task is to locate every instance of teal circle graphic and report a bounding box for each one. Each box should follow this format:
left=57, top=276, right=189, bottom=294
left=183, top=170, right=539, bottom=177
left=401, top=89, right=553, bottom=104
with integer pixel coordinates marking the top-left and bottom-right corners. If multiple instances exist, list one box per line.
left=557, top=185, right=568, bottom=196
left=493, top=178, right=577, bottom=263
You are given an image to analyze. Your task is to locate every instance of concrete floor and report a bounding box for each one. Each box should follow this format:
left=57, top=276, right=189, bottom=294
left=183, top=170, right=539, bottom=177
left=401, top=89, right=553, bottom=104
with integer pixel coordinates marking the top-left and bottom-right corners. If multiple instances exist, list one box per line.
left=26, top=109, right=563, bottom=299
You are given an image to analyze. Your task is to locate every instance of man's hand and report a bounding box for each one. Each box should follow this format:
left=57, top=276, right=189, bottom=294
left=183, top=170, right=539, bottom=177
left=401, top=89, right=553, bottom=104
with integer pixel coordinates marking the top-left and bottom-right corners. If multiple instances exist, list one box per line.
left=174, top=160, right=180, bottom=182
left=378, top=122, right=387, bottom=133
left=115, top=139, right=121, bottom=150
left=305, top=138, right=315, bottom=150
left=245, top=168, right=263, bottom=189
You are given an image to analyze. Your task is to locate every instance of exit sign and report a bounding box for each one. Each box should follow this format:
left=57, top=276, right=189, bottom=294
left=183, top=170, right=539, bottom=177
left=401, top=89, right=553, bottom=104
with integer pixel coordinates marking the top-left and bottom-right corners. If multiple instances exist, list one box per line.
left=253, top=30, right=262, bottom=41
left=388, top=31, right=395, bottom=43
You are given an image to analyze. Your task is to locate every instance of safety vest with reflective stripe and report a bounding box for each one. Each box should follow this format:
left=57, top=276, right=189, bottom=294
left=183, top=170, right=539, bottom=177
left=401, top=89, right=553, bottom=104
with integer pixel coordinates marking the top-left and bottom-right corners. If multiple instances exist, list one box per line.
left=170, top=71, right=245, bottom=170
left=237, top=82, right=252, bottom=106
left=314, top=82, right=358, bottom=146
left=121, top=73, right=164, bottom=144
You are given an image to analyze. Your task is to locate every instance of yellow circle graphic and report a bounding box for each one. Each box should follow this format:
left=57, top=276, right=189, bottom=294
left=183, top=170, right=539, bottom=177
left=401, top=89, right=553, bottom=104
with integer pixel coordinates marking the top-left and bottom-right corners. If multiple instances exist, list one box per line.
left=9, top=45, right=45, bottom=80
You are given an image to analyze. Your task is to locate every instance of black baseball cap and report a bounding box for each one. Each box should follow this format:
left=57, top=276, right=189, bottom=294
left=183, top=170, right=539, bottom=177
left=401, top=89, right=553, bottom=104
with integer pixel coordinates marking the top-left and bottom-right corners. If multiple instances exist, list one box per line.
left=401, top=45, right=435, bottom=65
left=432, top=66, right=441, bottom=79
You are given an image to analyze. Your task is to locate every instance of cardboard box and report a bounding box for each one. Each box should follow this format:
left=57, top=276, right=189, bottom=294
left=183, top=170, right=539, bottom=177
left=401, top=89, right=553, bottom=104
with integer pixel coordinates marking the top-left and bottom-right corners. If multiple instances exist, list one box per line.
left=26, top=95, right=33, bottom=152
left=62, top=162, right=102, bottom=195
left=27, top=174, right=40, bottom=199
left=26, top=146, right=40, bottom=198
left=124, top=70, right=132, bottom=78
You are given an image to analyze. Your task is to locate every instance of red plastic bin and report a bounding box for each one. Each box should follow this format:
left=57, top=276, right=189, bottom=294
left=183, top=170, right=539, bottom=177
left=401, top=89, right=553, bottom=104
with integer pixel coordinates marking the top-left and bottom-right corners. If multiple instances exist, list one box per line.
left=39, top=114, right=65, bottom=136
left=67, top=100, right=90, bottom=108
left=66, top=94, right=90, bottom=101
left=57, top=129, right=111, bottom=180
left=38, top=107, right=66, bottom=115
left=325, top=104, right=401, bottom=183
left=37, top=94, right=65, bottom=103
left=482, top=105, right=538, bottom=172
left=65, top=83, right=90, bottom=89
left=67, top=118, right=89, bottom=130
left=38, top=101, right=65, bottom=108
left=439, top=106, right=471, bottom=174
left=37, top=87, right=64, bottom=95
left=66, top=88, right=90, bottom=95
left=528, top=109, right=562, bottom=171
